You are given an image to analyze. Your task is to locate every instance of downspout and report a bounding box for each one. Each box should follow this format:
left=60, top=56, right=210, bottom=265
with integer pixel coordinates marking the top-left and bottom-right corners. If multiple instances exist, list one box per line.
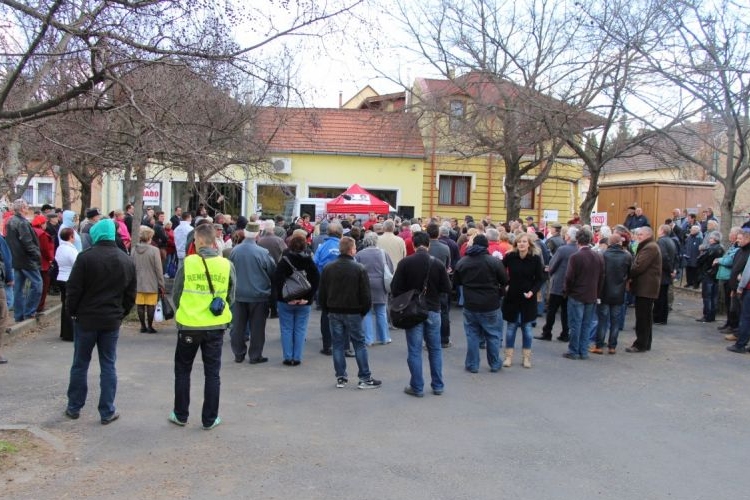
left=537, top=182, right=543, bottom=228
left=486, top=154, right=492, bottom=217
left=429, top=121, right=437, bottom=216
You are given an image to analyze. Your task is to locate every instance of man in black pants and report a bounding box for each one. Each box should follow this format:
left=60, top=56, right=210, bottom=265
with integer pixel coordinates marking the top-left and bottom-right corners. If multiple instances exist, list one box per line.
left=535, top=227, right=578, bottom=342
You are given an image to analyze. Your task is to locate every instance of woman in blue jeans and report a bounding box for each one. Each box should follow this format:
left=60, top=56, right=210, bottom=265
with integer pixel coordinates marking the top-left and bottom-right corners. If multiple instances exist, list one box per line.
left=354, top=232, right=394, bottom=345
left=502, top=233, right=545, bottom=368
left=273, top=233, right=319, bottom=366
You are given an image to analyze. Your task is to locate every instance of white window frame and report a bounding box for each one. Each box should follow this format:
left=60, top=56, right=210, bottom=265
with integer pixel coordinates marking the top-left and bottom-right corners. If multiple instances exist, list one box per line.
left=15, top=176, right=56, bottom=207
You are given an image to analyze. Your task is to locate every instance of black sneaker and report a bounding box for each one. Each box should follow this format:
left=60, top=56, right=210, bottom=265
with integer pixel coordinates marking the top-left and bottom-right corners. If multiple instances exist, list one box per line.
left=336, top=377, right=348, bottom=388
left=358, top=378, right=382, bottom=389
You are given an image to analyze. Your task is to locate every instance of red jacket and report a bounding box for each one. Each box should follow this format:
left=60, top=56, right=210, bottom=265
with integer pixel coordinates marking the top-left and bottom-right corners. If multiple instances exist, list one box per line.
left=33, top=227, right=55, bottom=271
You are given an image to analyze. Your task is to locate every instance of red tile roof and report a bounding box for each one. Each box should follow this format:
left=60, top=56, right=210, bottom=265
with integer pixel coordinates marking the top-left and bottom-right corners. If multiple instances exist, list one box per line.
left=415, top=72, right=604, bottom=129
left=256, top=107, right=424, bottom=158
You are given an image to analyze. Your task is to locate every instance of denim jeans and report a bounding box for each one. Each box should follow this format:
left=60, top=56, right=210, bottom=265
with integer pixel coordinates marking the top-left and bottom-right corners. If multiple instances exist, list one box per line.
left=567, top=297, right=595, bottom=358
left=363, top=303, right=390, bottom=345
left=277, top=301, right=312, bottom=362
left=173, top=329, right=224, bottom=427
left=505, top=312, right=533, bottom=349
left=596, top=303, right=623, bottom=348
left=405, top=310, right=443, bottom=394
left=537, top=280, right=548, bottom=316
left=329, top=312, right=371, bottom=380
left=66, top=324, right=119, bottom=419
left=13, top=268, right=42, bottom=322
left=463, top=308, right=503, bottom=372
left=701, top=277, right=719, bottom=321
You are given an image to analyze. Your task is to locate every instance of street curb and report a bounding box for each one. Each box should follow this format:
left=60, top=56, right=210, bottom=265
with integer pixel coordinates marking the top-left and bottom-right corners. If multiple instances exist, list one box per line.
left=5, top=303, right=62, bottom=338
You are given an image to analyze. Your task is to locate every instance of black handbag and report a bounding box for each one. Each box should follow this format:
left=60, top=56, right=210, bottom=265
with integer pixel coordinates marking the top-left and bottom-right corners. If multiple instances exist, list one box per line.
left=160, top=290, right=175, bottom=320
left=389, top=257, right=432, bottom=329
left=281, top=256, right=312, bottom=301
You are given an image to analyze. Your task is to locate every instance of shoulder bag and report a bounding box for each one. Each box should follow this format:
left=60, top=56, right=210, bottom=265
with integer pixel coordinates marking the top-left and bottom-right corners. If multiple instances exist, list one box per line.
left=281, top=256, right=312, bottom=301
left=381, top=249, right=394, bottom=292
left=389, top=256, right=432, bottom=329
left=200, top=256, right=226, bottom=316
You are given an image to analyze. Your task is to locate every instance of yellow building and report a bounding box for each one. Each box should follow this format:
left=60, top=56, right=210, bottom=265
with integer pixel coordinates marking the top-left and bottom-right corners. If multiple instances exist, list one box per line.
left=409, top=73, right=587, bottom=225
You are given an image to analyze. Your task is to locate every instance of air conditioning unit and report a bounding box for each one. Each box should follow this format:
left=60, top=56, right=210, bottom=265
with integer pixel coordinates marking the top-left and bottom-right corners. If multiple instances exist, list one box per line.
left=271, top=157, right=292, bottom=174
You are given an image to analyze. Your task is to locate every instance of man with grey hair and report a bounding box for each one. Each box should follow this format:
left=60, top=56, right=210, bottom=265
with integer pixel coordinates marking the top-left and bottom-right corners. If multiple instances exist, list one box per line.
left=438, top=223, right=460, bottom=270
left=228, top=221, right=276, bottom=364
left=696, top=230, right=724, bottom=323
left=377, top=219, right=406, bottom=269
left=5, top=199, right=42, bottom=322
left=653, top=224, right=679, bottom=325
left=536, top=226, right=578, bottom=342
left=257, top=219, right=287, bottom=319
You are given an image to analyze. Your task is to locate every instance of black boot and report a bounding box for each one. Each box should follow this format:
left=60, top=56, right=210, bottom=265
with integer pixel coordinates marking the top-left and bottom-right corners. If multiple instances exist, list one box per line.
left=137, top=305, right=147, bottom=333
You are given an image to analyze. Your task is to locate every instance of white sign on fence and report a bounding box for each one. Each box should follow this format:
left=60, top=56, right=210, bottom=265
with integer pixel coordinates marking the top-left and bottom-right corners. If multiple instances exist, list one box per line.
left=143, top=182, right=162, bottom=205
left=590, top=212, right=608, bottom=227
left=543, top=210, right=558, bottom=222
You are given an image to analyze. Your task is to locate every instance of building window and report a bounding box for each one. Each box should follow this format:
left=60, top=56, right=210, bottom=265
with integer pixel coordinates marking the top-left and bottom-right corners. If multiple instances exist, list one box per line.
left=37, top=183, right=54, bottom=205
left=439, top=175, right=470, bottom=206
left=16, top=178, right=55, bottom=206
left=449, top=100, right=465, bottom=132
left=520, top=189, right=535, bottom=209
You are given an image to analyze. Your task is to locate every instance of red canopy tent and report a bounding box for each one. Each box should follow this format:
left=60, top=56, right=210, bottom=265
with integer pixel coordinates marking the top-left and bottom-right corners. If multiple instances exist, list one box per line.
left=325, top=184, right=394, bottom=214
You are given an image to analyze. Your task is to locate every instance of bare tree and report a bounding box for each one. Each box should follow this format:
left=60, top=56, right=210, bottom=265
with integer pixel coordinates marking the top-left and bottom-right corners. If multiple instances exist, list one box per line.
left=0, top=0, right=367, bottom=199
left=630, top=0, right=750, bottom=237
left=395, top=0, right=612, bottom=220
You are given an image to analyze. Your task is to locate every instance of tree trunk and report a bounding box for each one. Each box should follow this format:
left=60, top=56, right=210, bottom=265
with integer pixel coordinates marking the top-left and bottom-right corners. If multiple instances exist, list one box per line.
left=77, top=176, right=92, bottom=218
left=131, top=165, right=147, bottom=245
left=719, top=187, right=736, bottom=242
left=59, top=168, right=71, bottom=210
left=122, top=164, right=135, bottom=209
left=504, top=172, right=523, bottom=222
left=579, top=168, right=601, bottom=226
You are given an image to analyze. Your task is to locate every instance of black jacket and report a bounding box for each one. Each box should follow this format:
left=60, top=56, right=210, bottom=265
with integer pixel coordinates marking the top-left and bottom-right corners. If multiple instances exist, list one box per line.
left=657, top=236, right=678, bottom=285
left=318, top=254, right=371, bottom=315
left=391, top=249, right=452, bottom=312
left=729, top=244, right=750, bottom=290
left=697, top=243, right=724, bottom=281
left=273, top=249, right=319, bottom=304
left=600, top=245, right=633, bottom=305
left=66, top=241, right=137, bottom=330
left=6, top=212, right=40, bottom=271
left=453, top=247, right=508, bottom=312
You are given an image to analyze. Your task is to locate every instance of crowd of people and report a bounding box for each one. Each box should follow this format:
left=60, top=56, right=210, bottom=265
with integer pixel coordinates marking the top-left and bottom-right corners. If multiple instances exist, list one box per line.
left=3, top=198, right=750, bottom=428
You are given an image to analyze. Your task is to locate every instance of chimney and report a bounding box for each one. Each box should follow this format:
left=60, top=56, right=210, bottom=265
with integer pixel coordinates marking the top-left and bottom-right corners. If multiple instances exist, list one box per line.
left=447, top=67, right=455, bottom=79
left=339, top=91, right=343, bottom=108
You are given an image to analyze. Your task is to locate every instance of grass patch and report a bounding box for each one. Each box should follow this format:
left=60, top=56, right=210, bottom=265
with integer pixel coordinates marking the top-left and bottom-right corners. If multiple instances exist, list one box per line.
left=0, top=440, right=19, bottom=454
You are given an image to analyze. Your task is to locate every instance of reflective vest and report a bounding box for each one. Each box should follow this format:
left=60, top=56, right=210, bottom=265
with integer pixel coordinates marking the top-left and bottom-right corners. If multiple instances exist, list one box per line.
left=175, top=254, right=232, bottom=327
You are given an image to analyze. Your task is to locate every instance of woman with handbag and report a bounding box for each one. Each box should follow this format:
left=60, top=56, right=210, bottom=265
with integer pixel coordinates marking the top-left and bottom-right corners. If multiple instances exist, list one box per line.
left=501, top=233, right=545, bottom=368
left=273, top=233, right=319, bottom=366
left=55, top=227, right=79, bottom=341
left=132, top=226, right=165, bottom=333
left=355, top=232, right=394, bottom=345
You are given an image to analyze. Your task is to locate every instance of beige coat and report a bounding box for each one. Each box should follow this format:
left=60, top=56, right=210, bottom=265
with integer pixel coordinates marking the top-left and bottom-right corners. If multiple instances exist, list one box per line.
left=132, top=243, right=165, bottom=293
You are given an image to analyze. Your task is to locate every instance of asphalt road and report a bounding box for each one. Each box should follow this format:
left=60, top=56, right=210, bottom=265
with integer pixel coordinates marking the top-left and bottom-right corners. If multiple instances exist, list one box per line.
left=2, top=289, right=748, bottom=500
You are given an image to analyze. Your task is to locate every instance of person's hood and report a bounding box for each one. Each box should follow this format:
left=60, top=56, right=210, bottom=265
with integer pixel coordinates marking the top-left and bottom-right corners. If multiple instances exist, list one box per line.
left=134, top=243, right=152, bottom=255
left=90, top=219, right=116, bottom=244
left=466, top=245, right=488, bottom=257
left=62, top=210, right=77, bottom=228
